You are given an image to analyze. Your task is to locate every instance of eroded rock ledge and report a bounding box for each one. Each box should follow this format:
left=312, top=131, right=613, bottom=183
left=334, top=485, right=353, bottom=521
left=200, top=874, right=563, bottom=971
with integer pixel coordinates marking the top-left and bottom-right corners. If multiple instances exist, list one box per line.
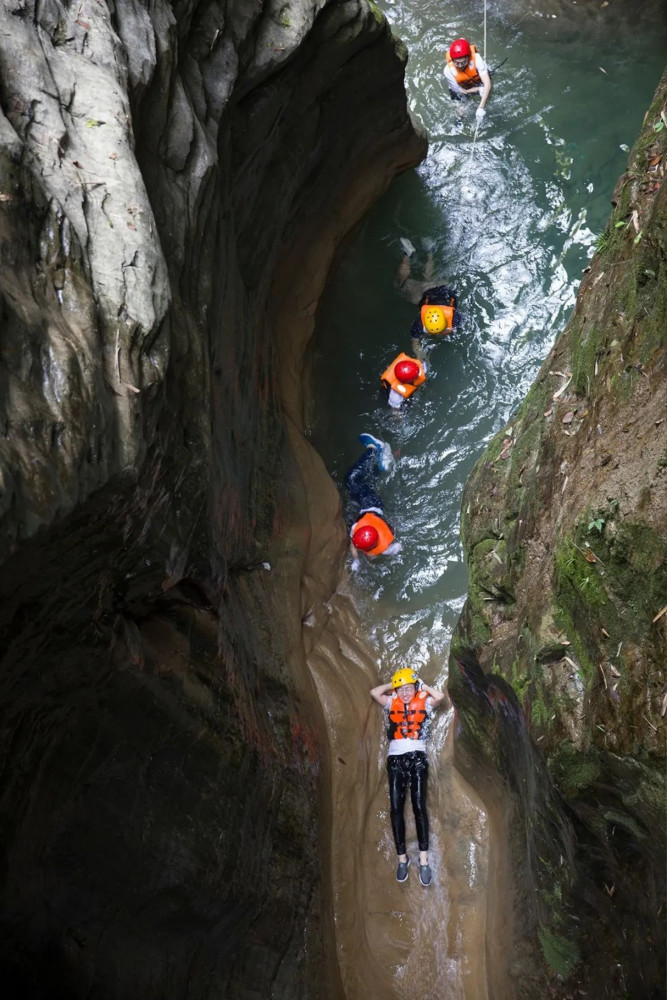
left=452, top=71, right=667, bottom=1000
left=0, top=2, right=425, bottom=997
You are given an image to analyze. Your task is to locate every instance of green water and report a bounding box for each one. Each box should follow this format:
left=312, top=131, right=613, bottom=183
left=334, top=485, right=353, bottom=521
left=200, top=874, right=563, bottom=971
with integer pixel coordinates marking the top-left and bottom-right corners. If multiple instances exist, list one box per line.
left=309, top=0, right=667, bottom=674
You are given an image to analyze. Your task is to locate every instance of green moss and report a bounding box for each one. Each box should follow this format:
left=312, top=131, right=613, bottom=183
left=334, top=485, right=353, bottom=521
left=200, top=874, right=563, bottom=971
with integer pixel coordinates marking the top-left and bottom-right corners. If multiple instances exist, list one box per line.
left=549, top=744, right=602, bottom=798
left=550, top=517, right=666, bottom=739
left=599, top=520, right=667, bottom=643
left=365, top=0, right=385, bottom=24
left=508, top=655, right=532, bottom=703
left=531, top=697, right=550, bottom=728
left=465, top=575, right=492, bottom=648
left=554, top=537, right=609, bottom=683
left=468, top=535, right=516, bottom=619
left=617, top=756, right=667, bottom=817
left=507, top=411, right=543, bottom=497
left=569, top=322, right=603, bottom=398
left=474, top=537, right=499, bottom=559
left=538, top=924, right=579, bottom=979
left=478, top=427, right=508, bottom=467
left=393, top=37, right=408, bottom=62
left=53, top=17, right=69, bottom=45
left=601, top=808, right=647, bottom=840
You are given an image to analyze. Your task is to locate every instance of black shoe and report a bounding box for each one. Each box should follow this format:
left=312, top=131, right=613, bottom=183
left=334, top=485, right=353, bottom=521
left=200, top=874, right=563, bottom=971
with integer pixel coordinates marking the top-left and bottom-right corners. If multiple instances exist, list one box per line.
left=419, top=864, right=432, bottom=887
left=396, top=859, right=410, bottom=883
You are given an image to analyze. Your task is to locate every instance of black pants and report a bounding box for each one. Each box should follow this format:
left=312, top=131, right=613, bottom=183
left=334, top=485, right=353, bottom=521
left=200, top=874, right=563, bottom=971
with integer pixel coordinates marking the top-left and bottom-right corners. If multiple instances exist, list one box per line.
left=344, top=448, right=383, bottom=512
left=387, top=751, right=429, bottom=854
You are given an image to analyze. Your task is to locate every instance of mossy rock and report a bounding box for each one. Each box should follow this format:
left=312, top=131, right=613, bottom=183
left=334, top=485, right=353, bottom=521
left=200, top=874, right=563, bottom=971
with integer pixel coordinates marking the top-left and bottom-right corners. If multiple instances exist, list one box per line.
left=538, top=924, right=579, bottom=979
left=548, top=743, right=602, bottom=798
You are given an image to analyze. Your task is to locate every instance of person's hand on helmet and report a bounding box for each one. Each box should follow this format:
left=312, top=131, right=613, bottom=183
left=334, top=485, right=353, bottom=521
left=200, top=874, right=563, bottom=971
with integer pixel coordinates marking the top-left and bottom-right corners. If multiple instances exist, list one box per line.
left=475, top=106, right=486, bottom=120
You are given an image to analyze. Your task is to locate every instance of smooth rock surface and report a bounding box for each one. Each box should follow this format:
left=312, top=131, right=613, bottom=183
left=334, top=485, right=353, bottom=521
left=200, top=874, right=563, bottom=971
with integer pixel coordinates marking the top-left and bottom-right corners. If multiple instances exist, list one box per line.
left=0, top=2, right=426, bottom=996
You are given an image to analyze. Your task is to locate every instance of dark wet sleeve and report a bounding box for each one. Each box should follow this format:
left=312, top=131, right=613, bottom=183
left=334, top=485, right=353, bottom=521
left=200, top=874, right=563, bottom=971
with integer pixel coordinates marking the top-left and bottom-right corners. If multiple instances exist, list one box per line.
left=410, top=317, right=423, bottom=340
left=424, top=284, right=457, bottom=305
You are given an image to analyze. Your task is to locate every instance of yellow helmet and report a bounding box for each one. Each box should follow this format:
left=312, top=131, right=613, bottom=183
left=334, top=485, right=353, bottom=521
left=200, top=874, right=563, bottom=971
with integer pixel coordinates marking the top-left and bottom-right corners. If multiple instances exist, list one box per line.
left=422, top=306, right=447, bottom=333
left=391, top=668, right=418, bottom=689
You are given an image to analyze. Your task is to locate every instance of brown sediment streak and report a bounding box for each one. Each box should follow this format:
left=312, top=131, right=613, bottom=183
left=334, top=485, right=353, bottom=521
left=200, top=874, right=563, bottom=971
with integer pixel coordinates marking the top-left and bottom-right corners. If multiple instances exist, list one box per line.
left=304, top=589, right=499, bottom=1000
left=282, top=409, right=503, bottom=993
left=270, top=145, right=506, bottom=992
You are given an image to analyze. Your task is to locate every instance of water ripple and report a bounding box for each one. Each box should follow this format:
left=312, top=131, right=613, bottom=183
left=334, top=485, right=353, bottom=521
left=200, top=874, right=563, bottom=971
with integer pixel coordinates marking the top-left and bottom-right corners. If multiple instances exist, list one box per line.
left=310, top=0, right=667, bottom=671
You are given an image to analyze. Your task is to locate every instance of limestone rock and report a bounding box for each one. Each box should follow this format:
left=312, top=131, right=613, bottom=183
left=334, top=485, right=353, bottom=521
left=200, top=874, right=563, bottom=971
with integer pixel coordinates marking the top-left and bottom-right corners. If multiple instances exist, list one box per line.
left=452, top=71, right=667, bottom=998
left=0, top=1, right=426, bottom=997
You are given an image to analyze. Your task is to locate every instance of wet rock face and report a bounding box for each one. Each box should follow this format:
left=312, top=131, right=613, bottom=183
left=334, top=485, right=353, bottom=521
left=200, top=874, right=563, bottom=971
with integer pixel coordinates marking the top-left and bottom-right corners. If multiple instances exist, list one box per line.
left=0, top=1, right=170, bottom=547
left=452, top=74, right=667, bottom=997
left=0, top=1, right=425, bottom=997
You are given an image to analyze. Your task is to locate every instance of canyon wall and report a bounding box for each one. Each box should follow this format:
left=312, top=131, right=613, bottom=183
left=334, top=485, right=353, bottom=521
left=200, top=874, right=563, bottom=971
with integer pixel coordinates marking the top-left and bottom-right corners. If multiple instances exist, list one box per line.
left=0, top=1, right=425, bottom=996
left=451, top=71, right=667, bottom=999
left=1, top=0, right=664, bottom=997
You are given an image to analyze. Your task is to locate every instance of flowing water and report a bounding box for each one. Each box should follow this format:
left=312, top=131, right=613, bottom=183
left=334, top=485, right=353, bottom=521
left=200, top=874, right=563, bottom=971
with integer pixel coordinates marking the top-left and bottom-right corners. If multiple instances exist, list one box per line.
left=310, top=0, right=666, bottom=674
left=308, top=2, right=667, bottom=995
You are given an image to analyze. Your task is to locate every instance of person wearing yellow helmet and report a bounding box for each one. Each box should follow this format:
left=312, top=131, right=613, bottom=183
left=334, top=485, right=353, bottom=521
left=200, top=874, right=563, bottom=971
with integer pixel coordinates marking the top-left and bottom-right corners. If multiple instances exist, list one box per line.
left=410, top=285, right=461, bottom=356
left=370, top=670, right=447, bottom=886
left=395, top=242, right=462, bottom=358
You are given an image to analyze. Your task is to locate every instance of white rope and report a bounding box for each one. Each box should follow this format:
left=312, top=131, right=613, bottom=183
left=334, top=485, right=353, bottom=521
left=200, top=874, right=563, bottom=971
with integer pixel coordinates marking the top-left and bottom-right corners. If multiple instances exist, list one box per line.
left=471, top=118, right=481, bottom=153
left=472, top=0, right=488, bottom=154
left=483, top=0, right=487, bottom=59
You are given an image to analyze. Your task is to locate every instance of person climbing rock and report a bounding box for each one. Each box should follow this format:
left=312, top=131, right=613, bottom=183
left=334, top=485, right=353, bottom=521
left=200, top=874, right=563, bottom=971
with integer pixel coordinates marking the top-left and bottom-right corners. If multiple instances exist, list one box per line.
left=345, top=434, right=401, bottom=561
left=380, top=352, right=426, bottom=409
left=395, top=241, right=462, bottom=357
left=370, top=668, right=447, bottom=886
left=444, top=37, right=492, bottom=118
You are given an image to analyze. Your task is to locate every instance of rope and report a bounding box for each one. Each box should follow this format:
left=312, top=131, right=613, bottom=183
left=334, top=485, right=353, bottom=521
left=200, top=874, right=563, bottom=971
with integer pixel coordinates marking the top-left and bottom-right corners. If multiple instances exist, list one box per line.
left=472, top=0, right=488, bottom=154
left=483, top=0, right=487, bottom=59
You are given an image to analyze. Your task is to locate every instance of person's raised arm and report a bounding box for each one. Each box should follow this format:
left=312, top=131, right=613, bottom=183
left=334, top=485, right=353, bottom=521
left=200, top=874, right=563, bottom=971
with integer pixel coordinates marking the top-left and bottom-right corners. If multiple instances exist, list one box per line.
left=419, top=680, right=450, bottom=709
left=370, top=682, right=394, bottom=707
left=477, top=66, right=492, bottom=110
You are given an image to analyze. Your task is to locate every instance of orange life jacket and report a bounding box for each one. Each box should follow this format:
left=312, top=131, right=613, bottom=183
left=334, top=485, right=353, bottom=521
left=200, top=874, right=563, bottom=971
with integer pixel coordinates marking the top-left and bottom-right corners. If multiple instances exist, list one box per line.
left=446, top=44, right=482, bottom=88
left=380, top=352, right=426, bottom=400
left=420, top=302, right=455, bottom=334
left=387, top=690, right=430, bottom=741
left=350, top=511, right=395, bottom=556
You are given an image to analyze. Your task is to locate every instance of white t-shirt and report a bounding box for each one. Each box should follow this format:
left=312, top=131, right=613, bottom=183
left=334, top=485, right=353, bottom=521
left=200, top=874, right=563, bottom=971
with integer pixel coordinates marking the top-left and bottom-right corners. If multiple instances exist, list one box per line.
left=386, top=696, right=434, bottom=755
left=388, top=388, right=404, bottom=409
left=444, top=52, right=488, bottom=96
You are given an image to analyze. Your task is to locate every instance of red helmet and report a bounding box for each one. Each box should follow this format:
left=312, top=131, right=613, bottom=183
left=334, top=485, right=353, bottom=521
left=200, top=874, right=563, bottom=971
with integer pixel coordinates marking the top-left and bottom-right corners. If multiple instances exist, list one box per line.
left=449, top=38, right=471, bottom=59
left=394, top=359, right=420, bottom=383
left=352, top=525, right=379, bottom=551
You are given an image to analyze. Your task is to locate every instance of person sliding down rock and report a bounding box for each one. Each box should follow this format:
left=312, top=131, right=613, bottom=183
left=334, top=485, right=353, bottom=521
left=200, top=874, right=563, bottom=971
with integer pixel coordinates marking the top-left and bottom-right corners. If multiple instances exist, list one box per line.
left=370, top=669, right=447, bottom=886
left=444, top=37, right=492, bottom=119
left=395, top=240, right=463, bottom=359
left=345, top=434, right=401, bottom=564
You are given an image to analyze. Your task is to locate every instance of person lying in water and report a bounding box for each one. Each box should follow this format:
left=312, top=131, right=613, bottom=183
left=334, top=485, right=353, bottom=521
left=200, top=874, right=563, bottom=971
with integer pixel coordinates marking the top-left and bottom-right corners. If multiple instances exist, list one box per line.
left=370, top=668, right=448, bottom=886
left=396, top=240, right=462, bottom=359
left=444, top=37, right=492, bottom=119
left=345, top=434, right=401, bottom=563
left=380, top=352, right=426, bottom=410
